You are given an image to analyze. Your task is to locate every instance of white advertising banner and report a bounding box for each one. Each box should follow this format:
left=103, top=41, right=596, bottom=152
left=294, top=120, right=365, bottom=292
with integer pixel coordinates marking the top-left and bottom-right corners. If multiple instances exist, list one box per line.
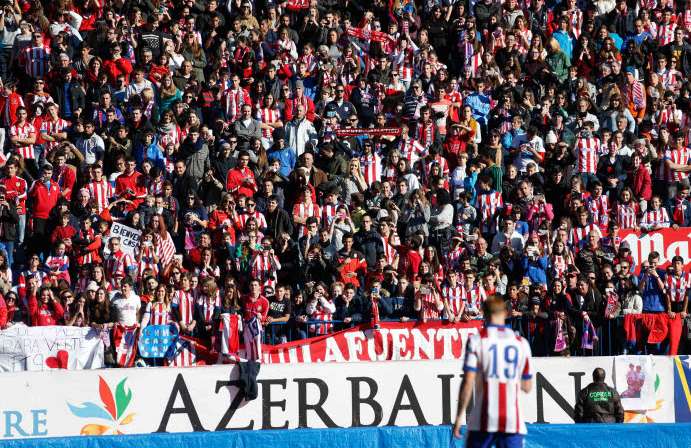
left=0, top=356, right=675, bottom=439
left=0, top=324, right=105, bottom=372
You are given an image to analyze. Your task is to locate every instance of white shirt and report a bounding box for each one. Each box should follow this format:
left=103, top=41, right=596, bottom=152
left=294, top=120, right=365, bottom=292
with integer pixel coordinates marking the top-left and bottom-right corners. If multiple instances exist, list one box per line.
left=110, top=292, right=141, bottom=326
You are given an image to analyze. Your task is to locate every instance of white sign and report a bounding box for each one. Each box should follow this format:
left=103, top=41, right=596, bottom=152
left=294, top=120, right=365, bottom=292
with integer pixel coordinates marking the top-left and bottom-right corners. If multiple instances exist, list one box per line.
left=0, top=324, right=104, bottom=372
left=614, top=355, right=656, bottom=411
left=0, top=356, right=675, bottom=439
left=108, top=222, right=141, bottom=256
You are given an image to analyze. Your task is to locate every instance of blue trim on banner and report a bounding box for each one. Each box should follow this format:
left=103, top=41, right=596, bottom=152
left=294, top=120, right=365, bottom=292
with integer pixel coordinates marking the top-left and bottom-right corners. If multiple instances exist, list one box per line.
left=2, top=424, right=691, bottom=448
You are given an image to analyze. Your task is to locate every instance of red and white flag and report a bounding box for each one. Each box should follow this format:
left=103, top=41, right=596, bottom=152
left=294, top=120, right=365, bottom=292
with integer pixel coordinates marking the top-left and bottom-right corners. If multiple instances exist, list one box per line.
left=112, top=324, right=139, bottom=368
left=220, top=313, right=242, bottom=356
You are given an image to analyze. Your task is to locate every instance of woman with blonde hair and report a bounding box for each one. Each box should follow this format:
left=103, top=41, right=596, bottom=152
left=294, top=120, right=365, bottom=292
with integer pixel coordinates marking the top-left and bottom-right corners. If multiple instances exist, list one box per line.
left=545, top=37, right=571, bottom=83
left=158, top=75, right=182, bottom=113
left=196, top=277, right=221, bottom=342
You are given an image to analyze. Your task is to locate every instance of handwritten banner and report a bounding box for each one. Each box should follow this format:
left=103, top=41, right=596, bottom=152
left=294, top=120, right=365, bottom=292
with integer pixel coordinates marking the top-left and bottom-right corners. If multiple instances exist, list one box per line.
left=0, top=324, right=104, bottom=372
left=108, top=222, right=141, bottom=256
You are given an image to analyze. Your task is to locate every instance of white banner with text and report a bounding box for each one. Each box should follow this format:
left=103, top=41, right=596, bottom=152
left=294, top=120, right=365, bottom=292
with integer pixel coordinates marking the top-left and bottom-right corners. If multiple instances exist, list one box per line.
left=0, top=356, right=674, bottom=439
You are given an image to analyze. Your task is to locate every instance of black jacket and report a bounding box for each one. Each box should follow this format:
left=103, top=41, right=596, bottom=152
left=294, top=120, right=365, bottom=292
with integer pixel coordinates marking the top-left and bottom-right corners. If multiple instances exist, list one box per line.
left=52, top=81, right=86, bottom=118
left=354, top=229, right=384, bottom=269
left=0, top=201, right=18, bottom=242
left=575, top=381, right=624, bottom=423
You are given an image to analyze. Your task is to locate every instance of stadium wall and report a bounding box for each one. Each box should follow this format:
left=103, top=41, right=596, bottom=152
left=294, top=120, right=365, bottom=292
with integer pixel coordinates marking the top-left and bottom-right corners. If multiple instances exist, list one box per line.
left=0, top=355, right=688, bottom=440
left=1, top=424, right=690, bottom=448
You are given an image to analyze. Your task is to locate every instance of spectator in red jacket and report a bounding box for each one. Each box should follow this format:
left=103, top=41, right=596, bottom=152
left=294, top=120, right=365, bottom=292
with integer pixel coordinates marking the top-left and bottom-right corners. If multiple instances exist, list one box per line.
left=102, top=43, right=133, bottom=84
left=630, top=152, right=652, bottom=203
left=28, top=286, right=65, bottom=326
left=0, top=294, right=7, bottom=329
left=226, top=150, right=257, bottom=198
left=28, top=163, right=61, bottom=258
left=115, top=156, right=147, bottom=210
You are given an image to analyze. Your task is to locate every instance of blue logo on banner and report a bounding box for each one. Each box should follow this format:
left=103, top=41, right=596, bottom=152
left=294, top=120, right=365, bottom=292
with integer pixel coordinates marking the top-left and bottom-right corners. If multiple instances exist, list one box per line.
left=138, top=324, right=179, bottom=358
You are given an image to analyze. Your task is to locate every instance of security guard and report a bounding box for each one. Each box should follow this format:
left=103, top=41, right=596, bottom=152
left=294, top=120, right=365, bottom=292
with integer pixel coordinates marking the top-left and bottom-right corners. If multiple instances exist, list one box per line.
left=574, top=368, right=625, bottom=423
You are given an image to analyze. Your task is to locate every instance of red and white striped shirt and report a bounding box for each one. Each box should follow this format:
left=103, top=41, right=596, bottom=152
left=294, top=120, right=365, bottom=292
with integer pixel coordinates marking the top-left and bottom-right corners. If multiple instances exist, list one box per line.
left=172, top=290, right=195, bottom=325
left=293, top=202, right=321, bottom=236
left=10, top=122, right=36, bottom=160
left=570, top=223, right=597, bottom=246
left=196, top=292, right=221, bottom=325
left=87, top=179, right=114, bottom=213
left=587, top=195, right=609, bottom=228
left=464, top=326, right=532, bottom=434
left=616, top=203, right=639, bottom=229
left=418, top=290, right=442, bottom=320
left=415, top=121, right=436, bottom=148
left=360, top=153, right=382, bottom=186
left=443, top=284, right=464, bottom=316
left=321, top=202, right=340, bottom=226
left=257, top=107, right=281, bottom=139
left=475, top=191, right=503, bottom=233
left=223, top=87, right=250, bottom=122
left=662, top=147, right=691, bottom=182
left=382, top=236, right=398, bottom=266
left=575, top=137, right=601, bottom=174
left=398, top=138, right=427, bottom=164
left=462, top=284, right=487, bottom=314
left=658, top=23, right=676, bottom=46
left=40, top=117, right=69, bottom=153
left=234, top=210, right=268, bottom=230
left=105, top=250, right=134, bottom=282
left=156, top=232, right=176, bottom=268
left=250, top=252, right=281, bottom=287
left=136, top=244, right=159, bottom=279
left=310, top=300, right=335, bottom=335
left=666, top=272, right=691, bottom=303
left=144, top=302, right=174, bottom=326
left=640, top=208, right=670, bottom=230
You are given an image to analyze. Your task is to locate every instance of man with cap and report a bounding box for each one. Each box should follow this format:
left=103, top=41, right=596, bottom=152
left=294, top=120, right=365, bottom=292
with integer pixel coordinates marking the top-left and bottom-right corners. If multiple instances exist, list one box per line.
left=624, top=66, right=646, bottom=123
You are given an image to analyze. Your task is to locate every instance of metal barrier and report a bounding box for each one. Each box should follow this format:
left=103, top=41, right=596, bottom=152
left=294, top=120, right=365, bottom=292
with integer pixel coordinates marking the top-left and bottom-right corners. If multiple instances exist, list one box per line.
left=263, top=320, right=346, bottom=344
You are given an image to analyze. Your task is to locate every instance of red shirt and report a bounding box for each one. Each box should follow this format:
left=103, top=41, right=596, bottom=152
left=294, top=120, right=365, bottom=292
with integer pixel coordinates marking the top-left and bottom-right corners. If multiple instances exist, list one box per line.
left=53, top=165, right=77, bottom=200
left=226, top=166, right=257, bottom=198
left=115, top=170, right=146, bottom=210
left=103, top=57, right=133, bottom=83
left=1, top=175, right=28, bottom=215
left=28, top=180, right=60, bottom=219
left=242, top=295, right=270, bottom=322
left=28, top=294, right=65, bottom=326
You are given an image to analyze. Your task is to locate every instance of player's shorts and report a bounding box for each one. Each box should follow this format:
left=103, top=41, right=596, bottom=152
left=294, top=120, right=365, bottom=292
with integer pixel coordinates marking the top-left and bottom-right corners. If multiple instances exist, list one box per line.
left=466, top=431, right=524, bottom=448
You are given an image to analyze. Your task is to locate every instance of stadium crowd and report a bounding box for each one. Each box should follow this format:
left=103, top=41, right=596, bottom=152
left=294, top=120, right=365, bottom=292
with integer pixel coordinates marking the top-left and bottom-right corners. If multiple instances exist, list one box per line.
left=0, top=0, right=689, bottom=365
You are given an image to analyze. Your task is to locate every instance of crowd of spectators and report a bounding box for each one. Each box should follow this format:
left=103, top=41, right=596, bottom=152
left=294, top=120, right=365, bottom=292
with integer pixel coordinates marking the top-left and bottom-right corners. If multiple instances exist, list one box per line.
left=0, top=0, right=689, bottom=364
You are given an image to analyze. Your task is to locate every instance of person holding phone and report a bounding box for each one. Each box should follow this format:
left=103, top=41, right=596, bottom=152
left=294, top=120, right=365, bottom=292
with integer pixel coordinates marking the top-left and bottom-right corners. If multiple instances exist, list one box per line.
left=414, top=273, right=444, bottom=322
